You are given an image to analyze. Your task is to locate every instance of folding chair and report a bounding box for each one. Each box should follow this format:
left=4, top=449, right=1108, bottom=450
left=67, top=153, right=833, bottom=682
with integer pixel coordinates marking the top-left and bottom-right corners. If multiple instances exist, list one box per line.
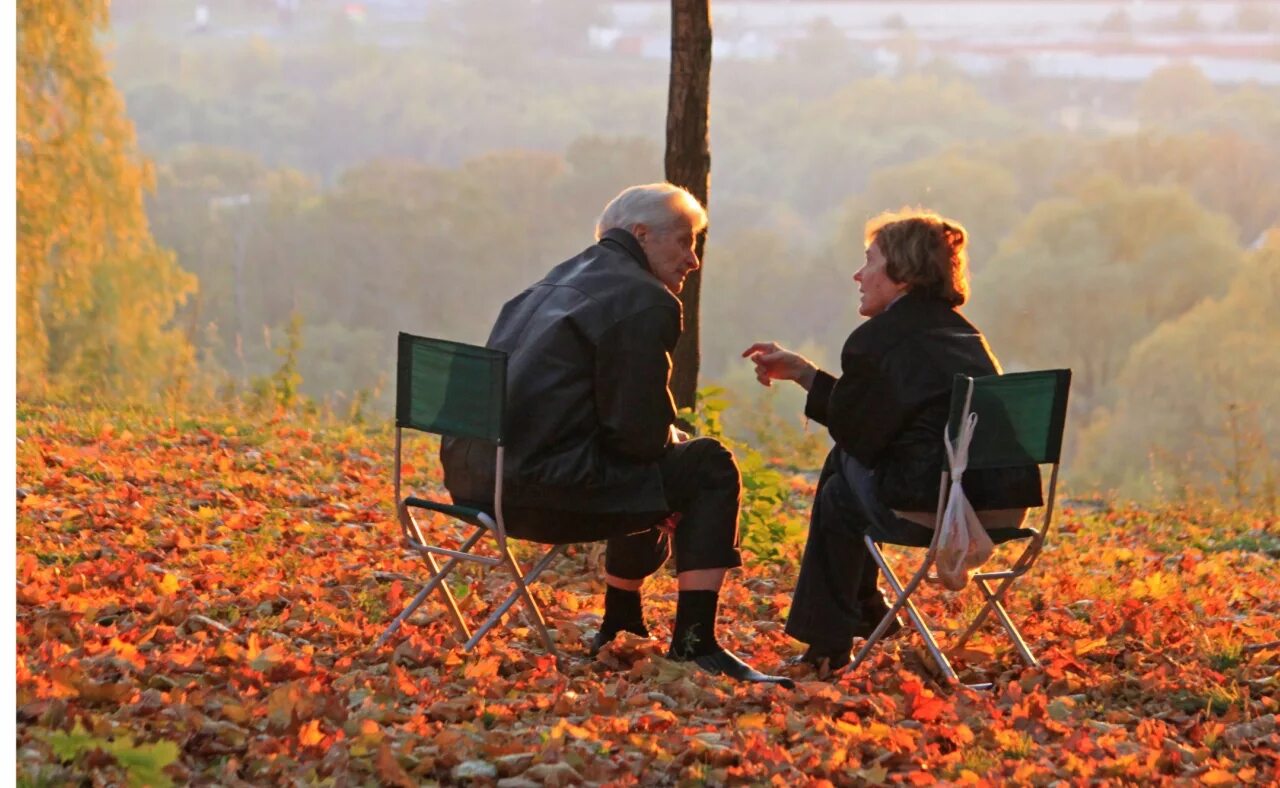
left=848, top=369, right=1072, bottom=686
left=374, top=332, right=565, bottom=666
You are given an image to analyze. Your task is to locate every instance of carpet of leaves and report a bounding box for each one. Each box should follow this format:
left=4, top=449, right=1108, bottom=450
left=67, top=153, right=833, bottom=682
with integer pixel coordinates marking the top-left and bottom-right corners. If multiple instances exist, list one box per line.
left=15, top=403, right=1280, bottom=786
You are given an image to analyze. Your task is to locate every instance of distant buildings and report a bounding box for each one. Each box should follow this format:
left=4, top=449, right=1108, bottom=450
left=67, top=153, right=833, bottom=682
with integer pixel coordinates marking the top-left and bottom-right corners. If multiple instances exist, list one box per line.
left=594, top=1, right=1280, bottom=85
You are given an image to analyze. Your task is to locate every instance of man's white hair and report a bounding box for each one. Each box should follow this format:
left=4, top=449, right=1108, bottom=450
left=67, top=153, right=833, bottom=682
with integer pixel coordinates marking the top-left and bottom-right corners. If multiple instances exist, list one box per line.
left=595, top=182, right=708, bottom=240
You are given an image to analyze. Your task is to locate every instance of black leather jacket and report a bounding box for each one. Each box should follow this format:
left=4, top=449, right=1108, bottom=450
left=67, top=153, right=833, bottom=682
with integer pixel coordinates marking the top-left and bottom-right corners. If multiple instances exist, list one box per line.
left=805, top=292, right=1043, bottom=511
left=441, top=229, right=681, bottom=513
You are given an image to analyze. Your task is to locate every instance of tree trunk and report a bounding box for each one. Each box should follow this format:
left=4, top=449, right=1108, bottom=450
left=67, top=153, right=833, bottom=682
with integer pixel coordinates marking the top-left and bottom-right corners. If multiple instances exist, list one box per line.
left=665, top=0, right=711, bottom=411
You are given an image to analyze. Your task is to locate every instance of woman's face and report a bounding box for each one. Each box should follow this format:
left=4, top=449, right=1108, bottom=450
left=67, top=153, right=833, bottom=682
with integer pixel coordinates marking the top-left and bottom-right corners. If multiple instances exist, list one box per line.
left=854, top=241, right=909, bottom=317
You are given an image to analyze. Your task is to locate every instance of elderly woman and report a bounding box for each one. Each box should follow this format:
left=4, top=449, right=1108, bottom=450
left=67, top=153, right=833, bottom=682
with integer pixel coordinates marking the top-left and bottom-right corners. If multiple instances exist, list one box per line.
left=744, top=210, right=1042, bottom=671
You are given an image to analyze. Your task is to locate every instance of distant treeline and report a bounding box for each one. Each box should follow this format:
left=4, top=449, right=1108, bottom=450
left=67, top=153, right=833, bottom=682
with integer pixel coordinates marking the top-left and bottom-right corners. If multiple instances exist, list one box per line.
left=25, top=5, right=1280, bottom=502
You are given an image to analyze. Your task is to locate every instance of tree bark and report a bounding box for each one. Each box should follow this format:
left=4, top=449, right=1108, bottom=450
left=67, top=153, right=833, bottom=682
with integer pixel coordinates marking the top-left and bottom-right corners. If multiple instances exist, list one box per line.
left=665, top=0, right=711, bottom=411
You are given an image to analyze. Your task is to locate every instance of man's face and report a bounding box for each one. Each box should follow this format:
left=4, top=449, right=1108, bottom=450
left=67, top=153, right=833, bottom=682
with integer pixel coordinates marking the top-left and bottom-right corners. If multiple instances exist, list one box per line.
left=636, top=217, right=700, bottom=295
left=853, top=241, right=909, bottom=317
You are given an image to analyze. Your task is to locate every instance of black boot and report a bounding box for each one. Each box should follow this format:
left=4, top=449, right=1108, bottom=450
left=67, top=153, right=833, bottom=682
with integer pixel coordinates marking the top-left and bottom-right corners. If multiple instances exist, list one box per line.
left=590, top=585, right=650, bottom=656
left=790, top=643, right=853, bottom=672
left=667, top=590, right=795, bottom=688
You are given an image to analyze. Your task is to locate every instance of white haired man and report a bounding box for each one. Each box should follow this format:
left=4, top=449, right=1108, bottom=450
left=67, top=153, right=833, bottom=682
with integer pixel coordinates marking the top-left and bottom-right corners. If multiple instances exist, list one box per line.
left=442, top=183, right=791, bottom=686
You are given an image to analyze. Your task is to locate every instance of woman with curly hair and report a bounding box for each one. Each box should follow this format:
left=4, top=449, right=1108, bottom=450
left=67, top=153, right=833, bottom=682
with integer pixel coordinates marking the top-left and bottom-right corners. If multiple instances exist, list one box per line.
left=744, top=209, right=1043, bottom=672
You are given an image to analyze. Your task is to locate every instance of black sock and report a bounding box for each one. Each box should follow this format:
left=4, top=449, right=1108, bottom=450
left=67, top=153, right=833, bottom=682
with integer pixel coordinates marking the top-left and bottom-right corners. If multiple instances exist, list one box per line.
left=669, top=590, right=721, bottom=659
left=600, top=585, right=648, bottom=639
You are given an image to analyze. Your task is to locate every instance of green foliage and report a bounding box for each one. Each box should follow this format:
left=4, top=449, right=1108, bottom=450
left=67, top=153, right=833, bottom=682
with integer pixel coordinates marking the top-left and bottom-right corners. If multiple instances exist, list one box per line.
left=680, top=387, right=806, bottom=563
left=971, top=176, right=1244, bottom=409
left=272, top=312, right=304, bottom=410
left=1137, top=62, right=1216, bottom=126
left=833, top=152, right=1021, bottom=269
left=1086, top=131, right=1280, bottom=243
left=1073, top=232, right=1280, bottom=500
left=244, top=312, right=309, bottom=415
left=42, top=723, right=178, bottom=787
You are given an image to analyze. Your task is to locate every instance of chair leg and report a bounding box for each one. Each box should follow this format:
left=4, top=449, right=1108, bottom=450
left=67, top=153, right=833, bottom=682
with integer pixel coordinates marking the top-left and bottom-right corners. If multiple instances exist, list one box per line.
left=878, top=545, right=959, bottom=683
left=966, top=577, right=1040, bottom=668
left=374, top=583, right=437, bottom=649
left=425, top=551, right=471, bottom=642
left=505, top=548, right=562, bottom=669
left=374, top=526, right=487, bottom=649
left=464, top=546, right=563, bottom=669
left=848, top=539, right=959, bottom=683
left=521, top=544, right=566, bottom=586
left=953, top=571, right=1018, bottom=649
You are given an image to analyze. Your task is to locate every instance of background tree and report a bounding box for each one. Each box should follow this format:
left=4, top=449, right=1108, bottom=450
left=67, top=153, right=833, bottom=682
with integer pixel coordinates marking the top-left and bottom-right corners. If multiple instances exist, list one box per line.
left=970, top=177, right=1243, bottom=411
left=17, top=0, right=195, bottom=398
left=1087, top=131, right=1280, bottom=244
left=666, top=0, right=712, bottom=410
left=1074, top=230, right=1280, bottom=500
left=1136, top=61, right=1216, bottom=127
left=833, top=153, right=1021, bottom=269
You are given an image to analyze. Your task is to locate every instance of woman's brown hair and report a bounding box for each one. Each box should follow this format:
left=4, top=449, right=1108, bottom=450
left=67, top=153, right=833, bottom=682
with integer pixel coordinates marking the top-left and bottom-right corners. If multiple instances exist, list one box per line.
left=864, top=209, right=970, bottom=307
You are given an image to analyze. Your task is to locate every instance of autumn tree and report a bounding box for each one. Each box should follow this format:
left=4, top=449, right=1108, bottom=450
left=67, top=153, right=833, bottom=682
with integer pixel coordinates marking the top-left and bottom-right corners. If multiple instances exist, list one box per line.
left=1087, top=131, right=1280, bottom=244
left=834, top=152, right=1022, bottom=270
left=969, top=176, right=1244, bottom=412
left=1074, top=230, right=1280, bottom=500
left=1136, top=61, right=1216, bottom=127
left=17, top=0, right=195, bottom=398
left=666, top=0, right=713, bottom=410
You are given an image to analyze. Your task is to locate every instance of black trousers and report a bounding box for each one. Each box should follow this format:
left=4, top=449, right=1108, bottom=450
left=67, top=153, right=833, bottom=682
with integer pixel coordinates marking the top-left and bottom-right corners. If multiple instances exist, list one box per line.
left=785, top=448, right=938, bottom=651
left=502, top=437, right=744, bottom=579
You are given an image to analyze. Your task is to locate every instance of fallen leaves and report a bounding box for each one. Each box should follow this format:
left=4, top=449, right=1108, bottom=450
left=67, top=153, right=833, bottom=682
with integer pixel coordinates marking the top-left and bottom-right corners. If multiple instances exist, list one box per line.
left=14, top=404, right=1280, bottom=784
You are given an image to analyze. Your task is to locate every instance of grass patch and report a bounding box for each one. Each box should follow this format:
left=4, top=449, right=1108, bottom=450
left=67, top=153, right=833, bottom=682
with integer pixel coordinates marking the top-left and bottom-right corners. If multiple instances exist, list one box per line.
left=1203, top=530, right=1280, bottom=559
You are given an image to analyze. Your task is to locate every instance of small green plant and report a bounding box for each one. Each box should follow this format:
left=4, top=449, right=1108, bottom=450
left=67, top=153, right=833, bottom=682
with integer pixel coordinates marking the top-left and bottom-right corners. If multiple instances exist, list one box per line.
left=680, top=387, right=804, bottom=564
left=41, top=723, right=178, bottom=787
left=271, top=312, right=305, bottom=411
left=244, top=312, right=307, bottom=415
left=1207, top=640, right=1244, bottom=672
left=999, top=730, right=1035, bottom=759
left=949, top=746, right=999, bottom=779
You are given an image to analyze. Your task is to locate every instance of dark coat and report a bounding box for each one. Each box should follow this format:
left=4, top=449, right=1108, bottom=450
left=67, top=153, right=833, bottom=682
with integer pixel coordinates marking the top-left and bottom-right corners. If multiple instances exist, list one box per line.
left=441, top=229, right=681, bottom=514
left=805, top=291, right=1043, bottom=512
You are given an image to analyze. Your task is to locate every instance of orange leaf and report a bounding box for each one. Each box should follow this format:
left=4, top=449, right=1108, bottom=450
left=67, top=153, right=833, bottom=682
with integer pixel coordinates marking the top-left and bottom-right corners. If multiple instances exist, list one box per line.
left=376, top=743, right=415, bottom=788
left=390, top=662, right=418, bottom=695
left=1073, top=637, right=1108, bottom=656
left=358, top=719, right=382, bottom=739
left=463, top=657, right=500, bottom=679
left=911, top=693, right=948, bottom=723
left=298, top=719, right=324, bottom=747
left=246, top=633, right=262, bottom=661
left=109, top=637, right=146, bottom=671
left=736, top=712, right=767, bottom=730
left=157, top=572, right=180, bottom=596
left=1200, top=769, right=1235, bottom=786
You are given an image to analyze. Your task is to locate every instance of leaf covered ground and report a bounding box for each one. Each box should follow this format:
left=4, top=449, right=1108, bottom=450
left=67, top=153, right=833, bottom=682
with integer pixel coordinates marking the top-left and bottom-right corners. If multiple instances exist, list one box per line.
left=14, top=403, right=1280, bottom=785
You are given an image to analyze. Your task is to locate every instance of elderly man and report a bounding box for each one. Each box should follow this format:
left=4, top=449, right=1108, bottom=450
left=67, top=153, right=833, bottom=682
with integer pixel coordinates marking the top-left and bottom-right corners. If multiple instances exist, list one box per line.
left=442, top=183, right=790, bottom=686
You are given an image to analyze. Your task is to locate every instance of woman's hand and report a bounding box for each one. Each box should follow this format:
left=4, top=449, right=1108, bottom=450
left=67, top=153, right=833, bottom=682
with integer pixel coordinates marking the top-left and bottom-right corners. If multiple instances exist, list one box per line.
left=742, top=342, right=818, bottom=390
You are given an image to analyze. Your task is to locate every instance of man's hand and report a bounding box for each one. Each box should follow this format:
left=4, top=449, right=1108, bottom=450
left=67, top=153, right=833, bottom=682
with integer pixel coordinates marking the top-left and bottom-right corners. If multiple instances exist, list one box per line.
left=669, top=424, right=692, bottom=444
left=742, top=342, right=818, bottom=391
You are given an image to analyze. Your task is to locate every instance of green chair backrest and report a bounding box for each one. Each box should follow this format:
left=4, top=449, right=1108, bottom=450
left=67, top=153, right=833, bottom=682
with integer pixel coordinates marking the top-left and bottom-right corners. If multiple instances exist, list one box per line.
left=395, top=332, right=506, bottom=443
left=947, top=369, right=1072, bottom=469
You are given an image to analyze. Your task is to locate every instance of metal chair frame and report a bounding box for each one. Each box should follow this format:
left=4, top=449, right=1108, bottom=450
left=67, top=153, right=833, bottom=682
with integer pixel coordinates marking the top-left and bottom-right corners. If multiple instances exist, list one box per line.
left=847, top=369, right=1071, bottom=687
left=374, top=334, right=565, bottom=667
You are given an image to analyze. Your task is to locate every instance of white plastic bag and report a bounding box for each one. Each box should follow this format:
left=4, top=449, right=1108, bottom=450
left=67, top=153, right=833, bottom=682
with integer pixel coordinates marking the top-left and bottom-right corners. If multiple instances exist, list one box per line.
left=935, top=395, right=994, bottom=590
